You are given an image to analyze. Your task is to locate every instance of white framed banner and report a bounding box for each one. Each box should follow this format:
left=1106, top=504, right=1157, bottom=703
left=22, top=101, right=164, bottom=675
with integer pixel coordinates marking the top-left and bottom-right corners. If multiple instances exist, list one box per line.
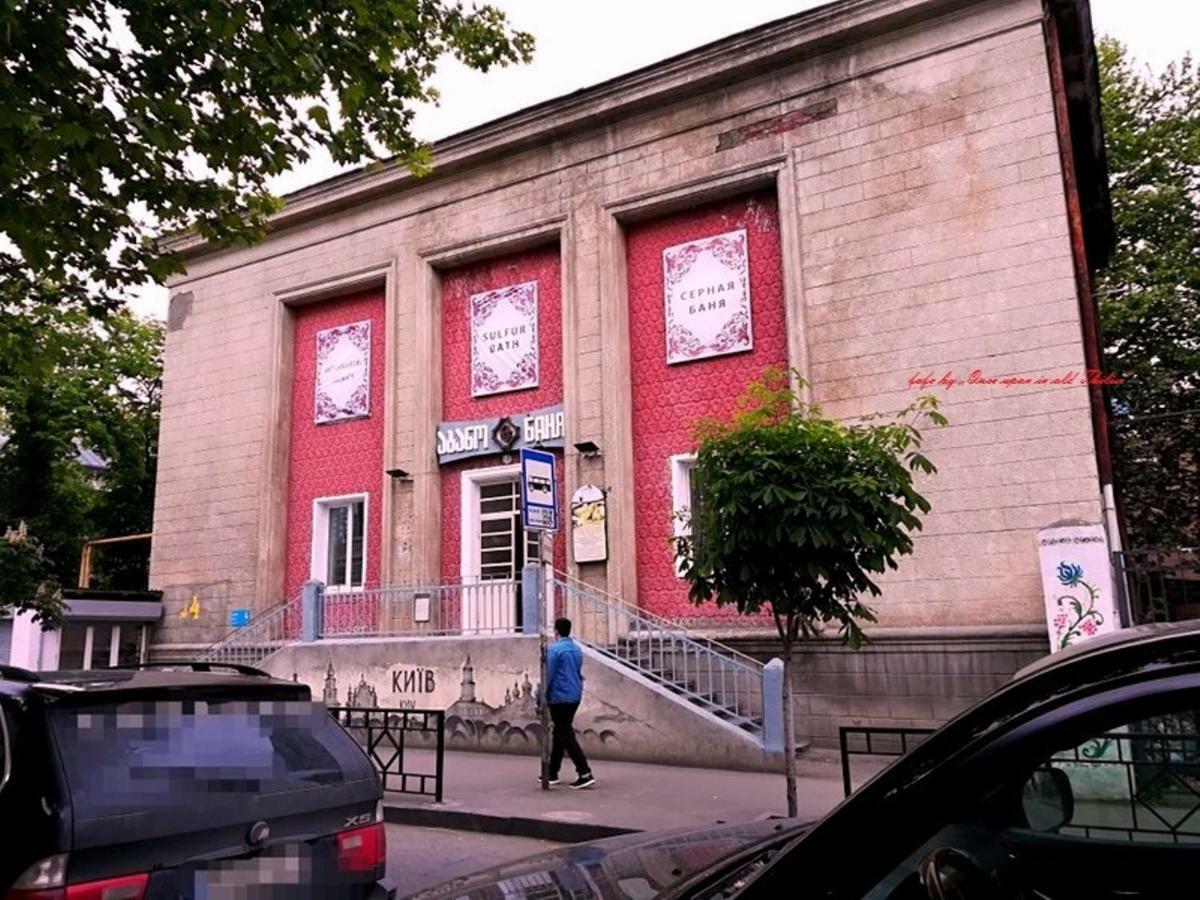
left=314, top=320, right=372, bottom=424
left=1036, top=522, right=1119, bottom=652
left=470, top=281, right=539, bottom=397
left=662, top=228, right=752, bottom=364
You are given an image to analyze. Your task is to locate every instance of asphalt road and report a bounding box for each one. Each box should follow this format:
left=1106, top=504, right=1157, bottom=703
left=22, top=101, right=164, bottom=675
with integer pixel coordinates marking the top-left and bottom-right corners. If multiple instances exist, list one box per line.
left=386, top=824, right=563, bottom=896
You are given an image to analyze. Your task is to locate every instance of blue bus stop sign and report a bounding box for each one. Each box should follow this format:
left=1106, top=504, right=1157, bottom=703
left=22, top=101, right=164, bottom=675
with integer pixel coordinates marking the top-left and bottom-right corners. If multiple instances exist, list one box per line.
left=520, top=447, right=558, bottom=532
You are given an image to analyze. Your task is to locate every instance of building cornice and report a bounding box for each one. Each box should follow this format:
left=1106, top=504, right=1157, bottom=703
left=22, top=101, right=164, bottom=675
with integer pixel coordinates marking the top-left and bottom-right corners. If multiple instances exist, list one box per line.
left=164, top=0, right=979, bottom=259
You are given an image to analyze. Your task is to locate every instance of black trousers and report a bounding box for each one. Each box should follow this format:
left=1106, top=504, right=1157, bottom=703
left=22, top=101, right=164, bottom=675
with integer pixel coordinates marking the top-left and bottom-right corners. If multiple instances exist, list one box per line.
left=548, top=701, right=590, bottom=778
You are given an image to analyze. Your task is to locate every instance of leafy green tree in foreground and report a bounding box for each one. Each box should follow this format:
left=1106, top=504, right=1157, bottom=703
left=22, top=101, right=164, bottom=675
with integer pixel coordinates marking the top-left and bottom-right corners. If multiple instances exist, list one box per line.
left=0, top=0, right=534, bottom=378
left=0, top=309, right=163, bottom=624
left=675, top=369, right=946, bottom=816
left=1, top=0, right=531, bottom=623
left=1097, top=39, right=1200, bottom=547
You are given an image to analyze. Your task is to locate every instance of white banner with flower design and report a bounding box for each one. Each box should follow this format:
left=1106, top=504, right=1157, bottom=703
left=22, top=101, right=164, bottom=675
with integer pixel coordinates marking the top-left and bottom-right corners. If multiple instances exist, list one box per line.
left=1036, top=522, right=1120, bottom=652
left=1036, top=522, right=1124, bottom=799
left=662, top=229, right=752, bottom=364
left=470, top=281, right=539, bottom=397
left=315, top=320, right=371, bottom=424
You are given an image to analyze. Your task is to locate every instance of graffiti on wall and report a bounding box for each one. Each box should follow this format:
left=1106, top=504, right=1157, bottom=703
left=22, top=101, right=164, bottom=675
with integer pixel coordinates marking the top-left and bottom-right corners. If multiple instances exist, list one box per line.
left=316, top=654, right=618, bottom=749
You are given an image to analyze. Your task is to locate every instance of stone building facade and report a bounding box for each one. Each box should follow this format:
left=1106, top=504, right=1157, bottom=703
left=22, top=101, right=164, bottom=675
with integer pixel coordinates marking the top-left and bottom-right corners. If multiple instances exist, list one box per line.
left=151, top=0, right=1114, bottom=738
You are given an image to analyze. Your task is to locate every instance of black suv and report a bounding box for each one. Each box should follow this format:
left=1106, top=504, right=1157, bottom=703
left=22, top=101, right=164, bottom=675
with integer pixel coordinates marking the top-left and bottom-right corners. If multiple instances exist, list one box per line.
left=0, top=662, right=396, bottom=899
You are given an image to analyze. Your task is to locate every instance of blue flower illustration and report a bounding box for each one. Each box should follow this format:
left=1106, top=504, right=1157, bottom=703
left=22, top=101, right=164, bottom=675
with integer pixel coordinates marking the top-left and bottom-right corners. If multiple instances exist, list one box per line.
left=1057, top=561, right=1084, bottom=587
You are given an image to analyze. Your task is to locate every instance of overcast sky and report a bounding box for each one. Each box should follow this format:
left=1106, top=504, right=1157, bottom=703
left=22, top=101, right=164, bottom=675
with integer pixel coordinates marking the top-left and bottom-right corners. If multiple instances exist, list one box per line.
left=129, top=0, right=1198, bottom=318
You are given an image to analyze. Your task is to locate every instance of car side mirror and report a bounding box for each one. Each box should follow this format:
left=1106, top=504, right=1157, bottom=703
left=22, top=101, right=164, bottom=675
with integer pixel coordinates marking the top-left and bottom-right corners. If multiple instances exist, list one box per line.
left=1021, top=766, right=1074, bottom=831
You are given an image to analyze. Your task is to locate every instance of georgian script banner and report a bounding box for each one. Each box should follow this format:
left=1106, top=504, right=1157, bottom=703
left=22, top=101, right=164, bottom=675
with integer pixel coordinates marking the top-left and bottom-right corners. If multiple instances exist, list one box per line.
left=315, top=320, right=371, bottom=424
left=471, top=281, right=539, bottom=397
left=436, top=404, right=564, bottom=465
left=662, top=228, right=752, bottom=364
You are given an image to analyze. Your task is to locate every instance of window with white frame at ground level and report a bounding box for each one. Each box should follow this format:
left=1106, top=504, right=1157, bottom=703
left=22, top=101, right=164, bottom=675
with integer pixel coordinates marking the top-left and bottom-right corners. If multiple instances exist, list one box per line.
left=670, top=454, right=703, bottom=577
left=56, top=621, right=147, bottom=669
left=313, top=496, right=365, bottom=589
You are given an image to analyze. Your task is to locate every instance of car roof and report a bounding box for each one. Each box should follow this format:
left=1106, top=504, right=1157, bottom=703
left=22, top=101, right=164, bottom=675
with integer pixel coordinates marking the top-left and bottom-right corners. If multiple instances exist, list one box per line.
left=1011, top=619, right=1200, bottom=683
left=0, top=663, right=306, bottom=700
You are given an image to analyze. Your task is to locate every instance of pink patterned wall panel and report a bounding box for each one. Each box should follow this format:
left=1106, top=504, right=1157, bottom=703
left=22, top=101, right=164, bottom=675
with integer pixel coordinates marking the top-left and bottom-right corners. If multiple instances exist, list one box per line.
left=285, top=290, right=386, bottom=598
left=626, top=191, right=788, bottom=620
left=440, top=246, right=566, bottom=581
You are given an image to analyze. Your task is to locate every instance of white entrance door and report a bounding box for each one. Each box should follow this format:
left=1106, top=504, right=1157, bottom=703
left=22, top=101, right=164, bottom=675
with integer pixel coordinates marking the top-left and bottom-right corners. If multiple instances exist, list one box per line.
left=461, top=468, right=541, bottom=633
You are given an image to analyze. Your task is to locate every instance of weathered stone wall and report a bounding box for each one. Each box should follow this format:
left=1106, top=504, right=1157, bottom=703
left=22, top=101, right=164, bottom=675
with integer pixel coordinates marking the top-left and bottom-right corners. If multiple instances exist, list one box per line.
left=151, top=0, right=1102, bottom=652
left=731, top=629, right=1048, bottom=747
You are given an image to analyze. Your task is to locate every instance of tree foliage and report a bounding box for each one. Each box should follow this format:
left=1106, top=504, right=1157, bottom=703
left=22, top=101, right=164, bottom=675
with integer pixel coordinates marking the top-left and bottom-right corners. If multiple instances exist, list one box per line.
left=0, top=521, right=63, bottom=627
left=0, top=0, right=531, bottom=623
left=675, top=368, right=945, bottom=817
left=1097, top=39, right=1200, bottom=547
left=677, top=368, right=946, bottom=652
left=0, top=0, right=534, bottom=375
left=0, top=308, right=162, bottom=623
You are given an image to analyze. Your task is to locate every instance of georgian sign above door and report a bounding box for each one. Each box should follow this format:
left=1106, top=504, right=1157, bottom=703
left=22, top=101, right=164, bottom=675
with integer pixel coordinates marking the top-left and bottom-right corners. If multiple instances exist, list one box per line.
left=435, top=403, right=565, bottom=465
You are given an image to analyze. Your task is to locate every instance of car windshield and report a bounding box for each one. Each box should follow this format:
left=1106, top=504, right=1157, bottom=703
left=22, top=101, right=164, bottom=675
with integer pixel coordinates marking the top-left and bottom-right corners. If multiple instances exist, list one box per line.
left=49, top=697, right=350, bottom=819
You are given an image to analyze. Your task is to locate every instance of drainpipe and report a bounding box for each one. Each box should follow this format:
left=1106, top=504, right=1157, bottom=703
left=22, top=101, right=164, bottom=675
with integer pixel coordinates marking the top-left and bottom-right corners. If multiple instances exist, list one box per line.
left=1042, top=7, right=1123, bottom=560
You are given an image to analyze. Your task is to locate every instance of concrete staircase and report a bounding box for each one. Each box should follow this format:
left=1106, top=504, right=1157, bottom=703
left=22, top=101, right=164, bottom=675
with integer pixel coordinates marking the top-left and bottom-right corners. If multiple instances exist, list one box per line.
left=549, top=573, right=766, bottom=740
left=199, top=592, right=302, bottom=667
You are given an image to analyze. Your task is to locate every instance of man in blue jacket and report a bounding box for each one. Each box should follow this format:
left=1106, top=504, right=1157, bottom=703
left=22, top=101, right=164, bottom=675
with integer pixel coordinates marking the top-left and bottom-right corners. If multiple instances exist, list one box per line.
left=544, top=617, right=595, bottom=789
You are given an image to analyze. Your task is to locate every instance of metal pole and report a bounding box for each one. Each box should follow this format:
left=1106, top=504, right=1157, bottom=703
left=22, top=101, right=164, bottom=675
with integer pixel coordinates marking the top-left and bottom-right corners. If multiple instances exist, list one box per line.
left=538, top=529, right=552, bottom=790
left=839, top=728, right=853, bottom=798
left=434, top=711, right=445, bottom=804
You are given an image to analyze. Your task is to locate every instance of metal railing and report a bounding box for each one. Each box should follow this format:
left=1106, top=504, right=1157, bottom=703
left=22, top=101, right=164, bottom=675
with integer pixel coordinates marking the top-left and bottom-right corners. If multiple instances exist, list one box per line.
left=329, top=706, right=445, bottom=802
left=1050, top=729, right=1200, bottom=844
left=320, top=580, right=523, bottom=638
left=1114, top=548, right=1200, bottom=625
left=199, top=594, right=302, bottom=667
left=838, top=725, right=935, bottom=796
left=550, top=572, right=765, bottom=735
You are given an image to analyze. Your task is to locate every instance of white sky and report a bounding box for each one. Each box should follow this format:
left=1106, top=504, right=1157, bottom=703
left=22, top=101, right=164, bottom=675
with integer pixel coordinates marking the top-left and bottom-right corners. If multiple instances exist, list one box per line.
left=128, top=0, right=1199, bottom=319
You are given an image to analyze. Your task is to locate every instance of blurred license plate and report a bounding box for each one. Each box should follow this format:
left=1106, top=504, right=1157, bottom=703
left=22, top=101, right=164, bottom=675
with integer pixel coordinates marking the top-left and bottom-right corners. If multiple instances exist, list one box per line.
left=194, top=850, right=311, bottom=900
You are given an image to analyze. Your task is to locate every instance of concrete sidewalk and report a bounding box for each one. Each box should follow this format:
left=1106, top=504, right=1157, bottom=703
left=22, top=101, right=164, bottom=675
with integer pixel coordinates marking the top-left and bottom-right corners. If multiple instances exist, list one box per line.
left=381, top=749, right=855, bottom=842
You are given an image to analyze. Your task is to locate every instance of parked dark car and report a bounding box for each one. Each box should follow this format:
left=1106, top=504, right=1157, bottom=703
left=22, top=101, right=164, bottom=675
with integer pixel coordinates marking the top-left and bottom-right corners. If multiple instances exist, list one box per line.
left=413, top=621, right=1200, bottom=899
left=0, top=662, right=396, bottom=899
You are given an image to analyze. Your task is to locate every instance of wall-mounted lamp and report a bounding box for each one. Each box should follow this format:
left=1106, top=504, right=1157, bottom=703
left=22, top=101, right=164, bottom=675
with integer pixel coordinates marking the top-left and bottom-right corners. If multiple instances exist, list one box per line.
left=573, top=440, right=602, bottom=459
left=386, top=468, right=413, bottom=482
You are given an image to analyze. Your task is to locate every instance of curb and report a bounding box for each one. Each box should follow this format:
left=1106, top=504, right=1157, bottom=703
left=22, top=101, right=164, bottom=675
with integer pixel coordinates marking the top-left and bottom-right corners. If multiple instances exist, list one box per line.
left=382, top=803, right=640, bottom=843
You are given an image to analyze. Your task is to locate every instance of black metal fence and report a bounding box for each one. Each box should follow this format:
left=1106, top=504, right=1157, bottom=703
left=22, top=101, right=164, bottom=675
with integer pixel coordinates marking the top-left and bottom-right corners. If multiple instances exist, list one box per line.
left=1050, top=728, right=1200, bottom=844
left=839, top=723, right=1200, bottom=844
left=1114, top=548, right=1200, bottom=625
left=328, top=706, right=445, bottom=802
left=838, top=725, right=934, bottom=797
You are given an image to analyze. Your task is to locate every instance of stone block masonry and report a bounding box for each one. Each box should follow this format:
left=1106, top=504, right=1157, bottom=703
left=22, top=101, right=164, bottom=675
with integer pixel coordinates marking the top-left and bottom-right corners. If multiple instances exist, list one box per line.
left=150, top=0, right=1110, bottom=681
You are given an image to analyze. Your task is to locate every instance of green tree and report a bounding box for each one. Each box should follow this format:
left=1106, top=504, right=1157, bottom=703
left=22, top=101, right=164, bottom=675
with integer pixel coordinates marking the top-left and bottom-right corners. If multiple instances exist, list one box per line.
left=0, top=309, right=163, bottom=619
left=0, top=0, right=531, bottom=620
left=675, top=369, right=945, bottom=816
left=0, top=521, right=64, bottom=627
left=1, top=0, right=534, bottom=376
left=1097, top=39, right=1200, bottom=547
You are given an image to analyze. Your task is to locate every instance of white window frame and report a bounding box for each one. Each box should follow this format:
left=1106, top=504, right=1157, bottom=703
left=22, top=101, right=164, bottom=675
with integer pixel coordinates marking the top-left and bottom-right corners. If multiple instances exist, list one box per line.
left=670, top=453, right=696, bottom=578
left=311, top=493, right=369, bottom=593
left=460, top=464, right=521, bottom=583
left=63, top=622, right=147, bottom=670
